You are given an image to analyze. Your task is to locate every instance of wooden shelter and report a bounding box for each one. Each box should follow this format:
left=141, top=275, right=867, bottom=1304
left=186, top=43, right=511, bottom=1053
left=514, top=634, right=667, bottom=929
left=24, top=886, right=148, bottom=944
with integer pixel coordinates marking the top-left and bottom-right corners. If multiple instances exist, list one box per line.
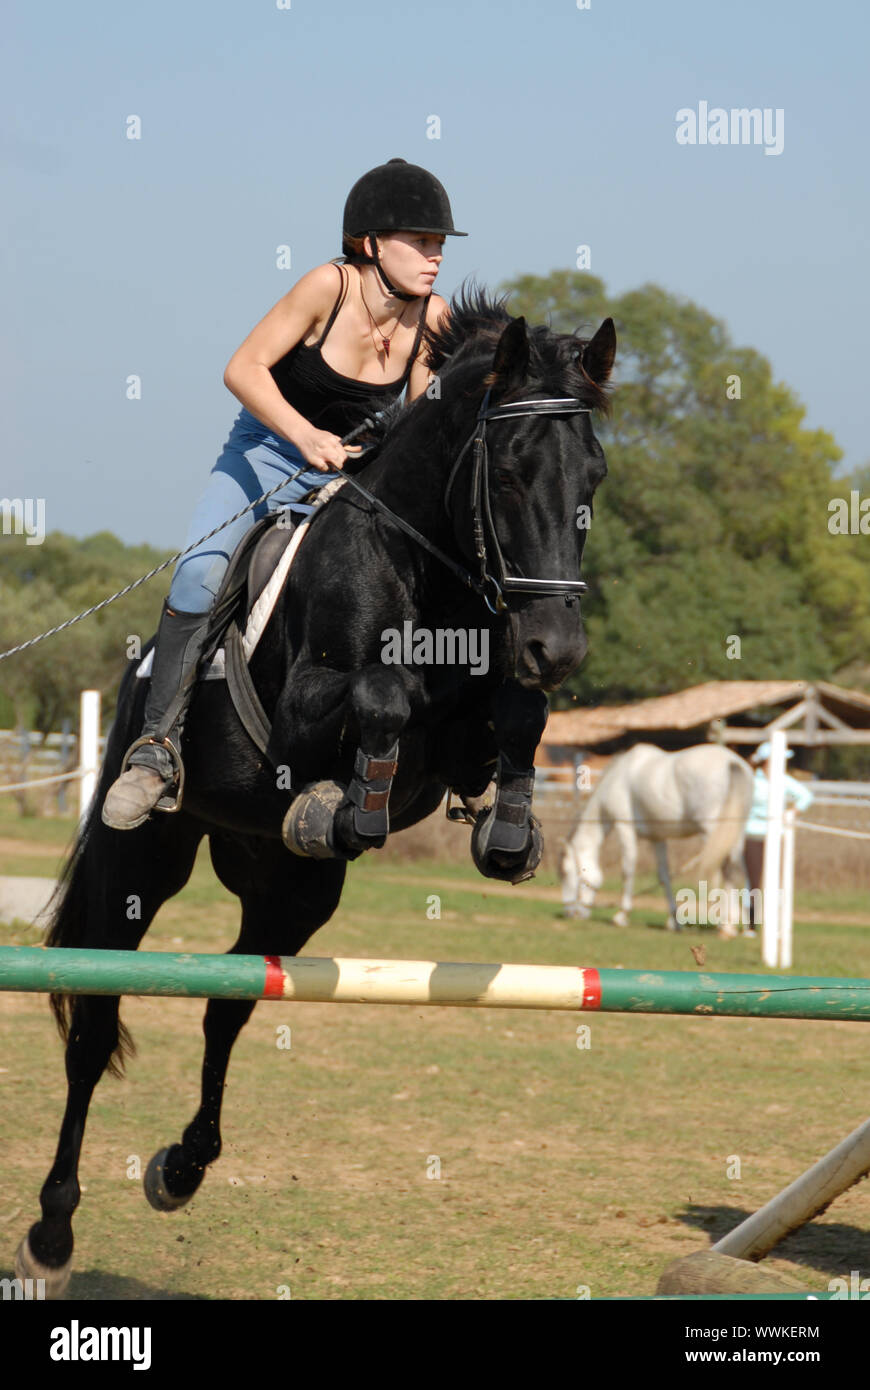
left=542, top=680, right=870, bottom=759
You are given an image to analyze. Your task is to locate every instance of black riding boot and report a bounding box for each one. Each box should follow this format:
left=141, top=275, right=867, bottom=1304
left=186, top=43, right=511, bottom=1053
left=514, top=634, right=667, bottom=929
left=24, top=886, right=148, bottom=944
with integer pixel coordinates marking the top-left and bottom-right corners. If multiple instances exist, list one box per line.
left=101, top=601, right=211, bottom=830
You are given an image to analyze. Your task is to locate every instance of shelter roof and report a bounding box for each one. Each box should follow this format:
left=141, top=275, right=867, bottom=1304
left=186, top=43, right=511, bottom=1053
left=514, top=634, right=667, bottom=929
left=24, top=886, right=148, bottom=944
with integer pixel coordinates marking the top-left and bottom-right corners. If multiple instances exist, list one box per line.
left=543, top=680, right=870, bottom=748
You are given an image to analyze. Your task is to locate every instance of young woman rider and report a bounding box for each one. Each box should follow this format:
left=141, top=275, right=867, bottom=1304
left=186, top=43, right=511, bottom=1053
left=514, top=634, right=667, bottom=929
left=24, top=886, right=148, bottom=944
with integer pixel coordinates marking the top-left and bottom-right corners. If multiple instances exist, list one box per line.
left=102, top=157, right=464, bottom=830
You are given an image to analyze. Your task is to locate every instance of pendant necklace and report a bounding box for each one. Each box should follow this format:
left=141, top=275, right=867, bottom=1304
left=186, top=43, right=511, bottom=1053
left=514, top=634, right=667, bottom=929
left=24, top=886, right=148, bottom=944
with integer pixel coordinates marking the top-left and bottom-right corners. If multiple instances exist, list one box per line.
left=358, top=277, right=410, bottom=360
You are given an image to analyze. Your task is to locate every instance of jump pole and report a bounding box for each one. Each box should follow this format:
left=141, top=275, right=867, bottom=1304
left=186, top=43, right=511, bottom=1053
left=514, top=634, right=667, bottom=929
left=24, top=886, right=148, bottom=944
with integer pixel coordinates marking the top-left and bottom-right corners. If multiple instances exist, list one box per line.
left=2, top=948, right=870, bottom=1021
left=658, top=1113, right=870, bottom=1295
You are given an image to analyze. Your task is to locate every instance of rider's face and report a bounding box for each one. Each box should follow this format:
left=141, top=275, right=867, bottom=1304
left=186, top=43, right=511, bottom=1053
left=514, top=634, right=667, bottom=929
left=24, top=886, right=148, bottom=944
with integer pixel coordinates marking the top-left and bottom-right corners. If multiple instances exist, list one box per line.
left=370, top=231, right=444, bottom=295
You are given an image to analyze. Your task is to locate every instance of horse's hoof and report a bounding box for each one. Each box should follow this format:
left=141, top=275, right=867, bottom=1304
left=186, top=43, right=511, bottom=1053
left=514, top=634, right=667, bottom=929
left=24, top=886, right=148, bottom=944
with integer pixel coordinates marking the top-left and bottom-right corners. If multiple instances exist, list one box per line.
left=666, top=915, right=680, bottom=932
left=612, top=910, right=629, bottom=928
left=282, top=781, right=345, bottom=859
left=471, top=807, right=543, bottom=884
left=144, top=1146, right=194, bottom=1212
left=15, top=1233, right=72, bottom=1299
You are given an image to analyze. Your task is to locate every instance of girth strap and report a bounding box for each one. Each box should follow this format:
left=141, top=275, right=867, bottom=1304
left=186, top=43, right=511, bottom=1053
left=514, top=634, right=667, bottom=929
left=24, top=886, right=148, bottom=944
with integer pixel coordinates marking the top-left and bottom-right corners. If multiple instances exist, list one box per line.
left=225, top=622, right=273, bottom=761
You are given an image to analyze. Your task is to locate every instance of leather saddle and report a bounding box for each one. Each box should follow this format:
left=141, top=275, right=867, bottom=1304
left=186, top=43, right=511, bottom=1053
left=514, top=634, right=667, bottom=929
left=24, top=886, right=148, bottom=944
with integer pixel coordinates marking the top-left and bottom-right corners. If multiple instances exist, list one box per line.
left=196, top=508, right=303, bottom=765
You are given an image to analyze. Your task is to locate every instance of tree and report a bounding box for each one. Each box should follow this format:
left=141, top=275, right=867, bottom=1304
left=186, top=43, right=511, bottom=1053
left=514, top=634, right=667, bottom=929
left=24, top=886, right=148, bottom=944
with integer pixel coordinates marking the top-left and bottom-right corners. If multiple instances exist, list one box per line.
left=501, top=272, right=870, bottom=704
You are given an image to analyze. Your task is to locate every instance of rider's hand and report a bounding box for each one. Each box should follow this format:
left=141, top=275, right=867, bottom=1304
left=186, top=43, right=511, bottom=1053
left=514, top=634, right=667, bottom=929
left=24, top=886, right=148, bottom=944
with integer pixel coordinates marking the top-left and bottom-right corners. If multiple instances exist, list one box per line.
left=295, top=426, right=362, bottom=473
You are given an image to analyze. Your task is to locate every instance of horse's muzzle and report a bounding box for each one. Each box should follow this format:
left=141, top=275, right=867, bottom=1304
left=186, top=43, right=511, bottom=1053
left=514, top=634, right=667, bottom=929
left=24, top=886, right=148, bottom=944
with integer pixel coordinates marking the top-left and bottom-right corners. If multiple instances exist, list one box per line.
left=515, top=631, right=587, bottom=690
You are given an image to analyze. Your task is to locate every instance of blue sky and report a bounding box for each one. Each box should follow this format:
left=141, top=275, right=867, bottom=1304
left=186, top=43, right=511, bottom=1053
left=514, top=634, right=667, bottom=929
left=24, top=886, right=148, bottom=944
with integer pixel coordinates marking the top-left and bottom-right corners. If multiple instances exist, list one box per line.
left=3, top=0, right=867, bottom=546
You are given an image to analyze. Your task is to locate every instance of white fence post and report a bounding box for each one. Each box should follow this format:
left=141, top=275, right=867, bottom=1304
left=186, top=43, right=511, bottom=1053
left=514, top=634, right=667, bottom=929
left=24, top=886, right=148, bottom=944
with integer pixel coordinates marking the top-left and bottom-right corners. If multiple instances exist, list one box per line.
left=779, top=807, right=795, bottom=969
left=762, top=731, right=787, bottom=968
left=78, top=690, right=101, bottom=825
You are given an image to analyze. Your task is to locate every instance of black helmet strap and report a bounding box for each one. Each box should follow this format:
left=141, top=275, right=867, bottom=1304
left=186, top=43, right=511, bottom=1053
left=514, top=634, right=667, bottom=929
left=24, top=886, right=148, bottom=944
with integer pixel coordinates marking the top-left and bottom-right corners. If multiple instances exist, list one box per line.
left=367, top=232, right=420, bottom=302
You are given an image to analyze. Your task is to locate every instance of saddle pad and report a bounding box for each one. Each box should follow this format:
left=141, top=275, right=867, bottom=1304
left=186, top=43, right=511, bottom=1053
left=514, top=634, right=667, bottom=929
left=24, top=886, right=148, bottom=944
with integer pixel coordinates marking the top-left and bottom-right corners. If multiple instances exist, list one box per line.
left=242, top=474, right=346, bottom=661
left=135, top=646, right=225, bottom=681
left=135, top=474, right=347, bottom=683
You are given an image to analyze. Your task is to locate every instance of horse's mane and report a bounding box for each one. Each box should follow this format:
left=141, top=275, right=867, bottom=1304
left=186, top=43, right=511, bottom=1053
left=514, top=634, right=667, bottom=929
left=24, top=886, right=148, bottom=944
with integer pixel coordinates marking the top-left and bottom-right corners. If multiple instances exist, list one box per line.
left=421, top=281, right=513, bottom=371
left=357, top=279, right=610, bottom=460
left=423, top=280, right=612, bottom=414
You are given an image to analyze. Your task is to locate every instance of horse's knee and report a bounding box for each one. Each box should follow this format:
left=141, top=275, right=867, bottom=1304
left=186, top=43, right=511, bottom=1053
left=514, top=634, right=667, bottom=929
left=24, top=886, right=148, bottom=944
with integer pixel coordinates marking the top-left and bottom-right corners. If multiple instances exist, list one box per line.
left=349, top=667, right=412, bottom=743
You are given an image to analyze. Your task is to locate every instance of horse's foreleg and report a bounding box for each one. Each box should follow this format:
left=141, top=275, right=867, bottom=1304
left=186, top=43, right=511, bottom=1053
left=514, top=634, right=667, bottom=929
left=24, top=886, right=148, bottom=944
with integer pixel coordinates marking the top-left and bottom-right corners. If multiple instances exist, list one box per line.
left=654, top=841, right=679, bottom=931
left=470, top=682, right=547, bottom=885
left=284, top=665, right=415, bottom=859
left=612, top=823, right=637, bottom=927
left=331, top=665, right=413, bottom=854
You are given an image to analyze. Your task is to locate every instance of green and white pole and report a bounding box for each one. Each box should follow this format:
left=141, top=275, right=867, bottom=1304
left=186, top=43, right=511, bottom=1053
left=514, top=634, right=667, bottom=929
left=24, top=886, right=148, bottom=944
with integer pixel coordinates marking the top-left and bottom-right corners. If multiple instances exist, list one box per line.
left=2, top=948, right=870, bottom=1021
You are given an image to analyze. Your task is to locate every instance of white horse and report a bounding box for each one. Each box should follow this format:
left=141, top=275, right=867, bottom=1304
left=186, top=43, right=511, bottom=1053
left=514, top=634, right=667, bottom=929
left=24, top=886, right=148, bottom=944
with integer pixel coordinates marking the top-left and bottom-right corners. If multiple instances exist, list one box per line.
left=560, top=743, right=754, bottom=930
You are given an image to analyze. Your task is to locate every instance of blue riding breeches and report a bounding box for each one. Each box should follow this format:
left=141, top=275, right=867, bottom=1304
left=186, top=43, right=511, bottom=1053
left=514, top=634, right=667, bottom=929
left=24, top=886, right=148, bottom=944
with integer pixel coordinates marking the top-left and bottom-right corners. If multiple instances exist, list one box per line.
left=168, top=407, right=338, bottom=615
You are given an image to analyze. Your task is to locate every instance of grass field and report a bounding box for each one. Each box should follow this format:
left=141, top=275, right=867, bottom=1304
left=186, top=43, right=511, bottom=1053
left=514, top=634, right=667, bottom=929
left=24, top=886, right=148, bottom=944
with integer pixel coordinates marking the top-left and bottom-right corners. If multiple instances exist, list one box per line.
left=1, top=805, right=869, bottom=1300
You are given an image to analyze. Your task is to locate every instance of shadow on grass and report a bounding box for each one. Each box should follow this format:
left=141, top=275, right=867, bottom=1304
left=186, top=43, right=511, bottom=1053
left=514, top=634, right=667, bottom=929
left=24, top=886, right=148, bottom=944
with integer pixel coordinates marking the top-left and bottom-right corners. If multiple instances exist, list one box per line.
left=0, top=1263, right=207, bottom=1301
left=676, top=1204, right=870, bottom=1277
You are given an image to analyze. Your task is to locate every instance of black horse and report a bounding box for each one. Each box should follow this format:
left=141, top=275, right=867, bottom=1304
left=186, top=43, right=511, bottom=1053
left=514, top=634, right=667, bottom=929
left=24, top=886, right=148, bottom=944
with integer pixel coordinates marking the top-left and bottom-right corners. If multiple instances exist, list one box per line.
left=17, top=287, right=615, bottom=1294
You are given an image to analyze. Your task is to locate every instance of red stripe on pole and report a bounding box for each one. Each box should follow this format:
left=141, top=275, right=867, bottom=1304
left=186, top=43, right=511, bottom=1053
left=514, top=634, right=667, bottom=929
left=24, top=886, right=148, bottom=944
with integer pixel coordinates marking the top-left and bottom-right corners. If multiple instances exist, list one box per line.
left=263, top=955, right=285, bottom=999
left=582, top=968, right=602, bottom=1010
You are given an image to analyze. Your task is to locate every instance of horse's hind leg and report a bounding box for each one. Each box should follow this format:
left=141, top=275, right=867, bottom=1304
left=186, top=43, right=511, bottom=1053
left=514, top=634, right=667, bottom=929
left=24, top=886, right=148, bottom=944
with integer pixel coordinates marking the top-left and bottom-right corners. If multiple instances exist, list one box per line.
left=145, top=837, right=345, bottom=1209
left=722, top=845, right=750, bottom=933
left=654, top=841, right=679, bottom=931
left=18, top=814, right=203, bottom=1296
left=16, top=993, right=125, bottom=1296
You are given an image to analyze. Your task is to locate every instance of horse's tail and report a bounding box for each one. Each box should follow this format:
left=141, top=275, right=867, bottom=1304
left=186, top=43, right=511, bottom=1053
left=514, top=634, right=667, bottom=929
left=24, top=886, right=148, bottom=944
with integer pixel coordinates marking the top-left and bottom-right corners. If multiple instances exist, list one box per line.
left=45, top=658, right=146, bottom=1077
left=695, top=759, right=753, bottom=884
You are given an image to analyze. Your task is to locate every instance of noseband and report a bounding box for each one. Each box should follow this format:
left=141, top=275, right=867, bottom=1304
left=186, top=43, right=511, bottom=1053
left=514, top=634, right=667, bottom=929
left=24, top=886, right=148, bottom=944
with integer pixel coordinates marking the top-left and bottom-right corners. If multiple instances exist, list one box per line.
left=445, top=389, right=593, bottom=613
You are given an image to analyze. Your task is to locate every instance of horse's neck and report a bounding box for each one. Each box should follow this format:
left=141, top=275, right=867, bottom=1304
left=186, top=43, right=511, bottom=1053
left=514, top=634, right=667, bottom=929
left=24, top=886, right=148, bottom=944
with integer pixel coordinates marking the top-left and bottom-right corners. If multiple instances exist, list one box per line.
left=363, top=398, right=454, bottom=512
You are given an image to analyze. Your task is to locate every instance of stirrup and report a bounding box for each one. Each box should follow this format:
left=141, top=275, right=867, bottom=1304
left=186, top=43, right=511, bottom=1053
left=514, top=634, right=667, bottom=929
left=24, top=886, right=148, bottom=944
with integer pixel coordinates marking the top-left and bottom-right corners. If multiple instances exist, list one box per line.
left=121, top=735, right=185, bottom=813
left=445, top=788, right=477, bottom=825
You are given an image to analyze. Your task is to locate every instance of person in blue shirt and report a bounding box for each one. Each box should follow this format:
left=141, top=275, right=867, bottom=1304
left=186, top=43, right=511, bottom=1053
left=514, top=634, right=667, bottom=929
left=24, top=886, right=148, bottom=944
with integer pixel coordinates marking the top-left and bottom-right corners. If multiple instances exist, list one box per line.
left=743, top=741, right=814, bottom=932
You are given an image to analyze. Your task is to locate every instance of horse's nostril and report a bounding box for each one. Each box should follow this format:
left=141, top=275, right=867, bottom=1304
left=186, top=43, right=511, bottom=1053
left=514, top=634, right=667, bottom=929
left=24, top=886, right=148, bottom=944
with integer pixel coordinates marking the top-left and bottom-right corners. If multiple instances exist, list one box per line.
left=525, top=640, right=547, bottom=673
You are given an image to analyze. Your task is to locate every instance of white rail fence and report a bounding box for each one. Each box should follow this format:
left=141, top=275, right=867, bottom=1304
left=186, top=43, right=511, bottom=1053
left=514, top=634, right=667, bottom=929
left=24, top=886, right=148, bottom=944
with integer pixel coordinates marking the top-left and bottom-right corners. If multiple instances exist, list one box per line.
left=0, top=692, right=103, bottom=824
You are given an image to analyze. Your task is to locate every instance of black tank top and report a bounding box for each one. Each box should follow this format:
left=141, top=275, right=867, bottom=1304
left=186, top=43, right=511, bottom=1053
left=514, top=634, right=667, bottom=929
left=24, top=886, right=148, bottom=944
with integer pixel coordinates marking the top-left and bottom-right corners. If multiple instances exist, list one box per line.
left=269, top=262, right=429, bottom=439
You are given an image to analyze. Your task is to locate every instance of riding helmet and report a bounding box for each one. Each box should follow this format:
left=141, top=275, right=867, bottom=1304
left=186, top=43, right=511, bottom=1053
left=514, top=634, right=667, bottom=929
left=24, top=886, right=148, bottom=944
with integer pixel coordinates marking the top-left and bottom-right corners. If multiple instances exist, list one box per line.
left=343, top=158, right=465, bottom=300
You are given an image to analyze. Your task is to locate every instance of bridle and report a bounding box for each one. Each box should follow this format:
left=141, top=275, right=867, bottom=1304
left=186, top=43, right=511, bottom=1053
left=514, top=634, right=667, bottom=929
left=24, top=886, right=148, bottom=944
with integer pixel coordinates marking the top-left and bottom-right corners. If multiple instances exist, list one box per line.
left=444, top=388, right=593, bottom=613
left=338, top=388, right=593, bottom=614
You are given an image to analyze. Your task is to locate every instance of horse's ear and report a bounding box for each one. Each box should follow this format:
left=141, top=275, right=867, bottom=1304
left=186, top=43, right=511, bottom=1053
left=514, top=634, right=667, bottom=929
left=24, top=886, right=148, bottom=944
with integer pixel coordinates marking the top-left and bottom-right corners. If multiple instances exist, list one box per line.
left=579, top=317, right=616, bottom=385
left=487, top=316, right=530, bottom=397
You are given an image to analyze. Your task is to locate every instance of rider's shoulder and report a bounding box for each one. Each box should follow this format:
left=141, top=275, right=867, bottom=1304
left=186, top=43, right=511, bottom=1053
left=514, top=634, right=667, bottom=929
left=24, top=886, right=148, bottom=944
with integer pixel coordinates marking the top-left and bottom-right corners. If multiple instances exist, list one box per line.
left=281, top=261, right=346, bottom=309
left=425, top=293, right=450, bottom=327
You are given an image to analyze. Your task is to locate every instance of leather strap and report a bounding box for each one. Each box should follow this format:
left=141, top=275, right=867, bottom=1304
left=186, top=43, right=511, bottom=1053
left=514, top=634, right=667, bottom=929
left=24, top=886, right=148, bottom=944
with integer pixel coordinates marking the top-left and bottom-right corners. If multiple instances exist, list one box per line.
left=355, top=748, right=399, bottom=781
left=346, top=783, right=391, bottom=812
left=225, top=622, right=273, bottom=760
